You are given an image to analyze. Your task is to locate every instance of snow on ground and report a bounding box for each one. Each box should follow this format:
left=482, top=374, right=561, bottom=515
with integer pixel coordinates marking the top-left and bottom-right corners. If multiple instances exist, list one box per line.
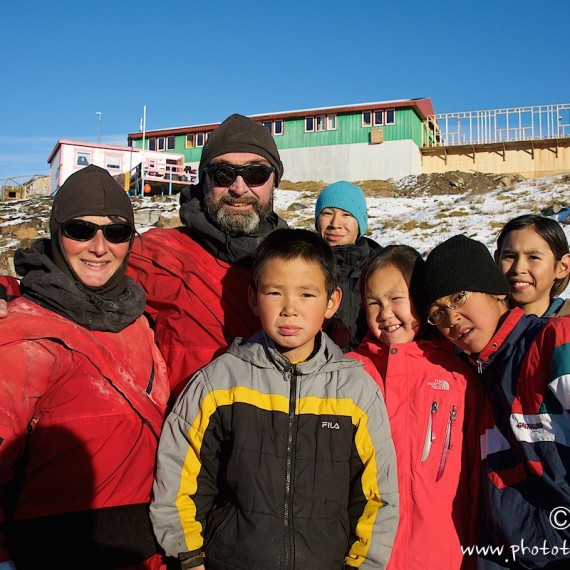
left=274, top=175, right=570, bottom=255
left=273, top=174, right=570, bottom=298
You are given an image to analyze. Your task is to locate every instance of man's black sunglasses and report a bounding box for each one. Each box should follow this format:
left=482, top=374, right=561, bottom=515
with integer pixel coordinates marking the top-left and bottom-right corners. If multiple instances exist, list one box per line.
left=204, top=163, right=275, bottom=187
left=61, top=220, right=135, bottom=244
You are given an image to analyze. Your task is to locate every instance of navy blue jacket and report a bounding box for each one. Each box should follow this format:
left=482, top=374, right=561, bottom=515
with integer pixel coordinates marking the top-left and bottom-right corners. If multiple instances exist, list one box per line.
left=466, top=309, right=570, bottom=569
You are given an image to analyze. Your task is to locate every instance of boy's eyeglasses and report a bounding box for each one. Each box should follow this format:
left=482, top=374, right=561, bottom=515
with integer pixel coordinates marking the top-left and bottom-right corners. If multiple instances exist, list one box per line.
left=204, top=163, right=275, bottom=187
left=61, top=220, right=135, bottom=244
left=427, top=291, right=469, bottom=325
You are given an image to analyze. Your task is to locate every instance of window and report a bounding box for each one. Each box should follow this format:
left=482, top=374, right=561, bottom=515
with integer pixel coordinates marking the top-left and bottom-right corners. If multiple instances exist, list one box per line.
left=196, top=132, right=205, bottom=147
left=157, top=137, right=165, bottom=151
left=106, top=155, right=121, bottom=170
left=167, top=136, right=175, bottom=150
left=76, top=152, right=90, bottom=166
left=185, top=134, right=194, bottom=148
left=148, top=138, right=156, bottom=151
left=363, top=109, right=396, bottom=127
left=306, top=114, right=336, bottom=132
left=261, top=120, right=284, bottom=135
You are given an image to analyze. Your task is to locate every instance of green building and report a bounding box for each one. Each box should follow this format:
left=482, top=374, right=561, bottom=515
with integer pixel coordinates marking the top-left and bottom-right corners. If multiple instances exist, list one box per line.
left=127, top=98, right=436, bottom=183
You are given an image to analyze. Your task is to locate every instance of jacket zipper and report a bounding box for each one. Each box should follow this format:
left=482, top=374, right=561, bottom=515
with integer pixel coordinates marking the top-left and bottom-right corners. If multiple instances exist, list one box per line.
left=144, top=362, right=155, bottom=394
left=421, top=401, right=439, bottom=461
left=283, top=366, right=298, bottom=570
left=436, top=405, right=457, bottom=481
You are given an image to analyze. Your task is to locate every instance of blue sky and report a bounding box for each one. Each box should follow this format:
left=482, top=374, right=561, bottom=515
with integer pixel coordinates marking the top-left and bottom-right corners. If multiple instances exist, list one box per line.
left=1, top=0, right=568, bottom=182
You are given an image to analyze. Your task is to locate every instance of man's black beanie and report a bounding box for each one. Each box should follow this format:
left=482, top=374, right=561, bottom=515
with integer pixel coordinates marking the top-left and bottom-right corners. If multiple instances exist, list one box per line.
left=198, top=114, right=284, bottom=185
left=423, top=234, right=510, bottom=306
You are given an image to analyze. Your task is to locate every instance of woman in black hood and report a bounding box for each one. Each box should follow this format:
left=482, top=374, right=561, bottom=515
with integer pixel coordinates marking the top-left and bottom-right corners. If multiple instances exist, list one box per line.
left=0, top=165, right=170, bottom=569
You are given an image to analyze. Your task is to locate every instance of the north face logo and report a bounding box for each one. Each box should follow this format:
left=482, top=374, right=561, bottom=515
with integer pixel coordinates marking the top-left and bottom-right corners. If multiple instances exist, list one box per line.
left=427, top=379, right=450, bottom=391
left=321, top=421, right=340, bottom=430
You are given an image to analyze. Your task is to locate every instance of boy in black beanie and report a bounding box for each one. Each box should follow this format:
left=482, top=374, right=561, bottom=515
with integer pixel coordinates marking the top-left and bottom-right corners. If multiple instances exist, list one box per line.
left=423, top=234, right=570, bottom=569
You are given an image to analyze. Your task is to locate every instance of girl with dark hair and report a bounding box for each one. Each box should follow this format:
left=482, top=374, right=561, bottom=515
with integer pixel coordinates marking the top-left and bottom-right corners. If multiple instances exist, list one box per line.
left=348, top=245, right=478, bottom=570
left=0, top=165, right=169, bottom=570
left=495, top=214, right=570, bottom=316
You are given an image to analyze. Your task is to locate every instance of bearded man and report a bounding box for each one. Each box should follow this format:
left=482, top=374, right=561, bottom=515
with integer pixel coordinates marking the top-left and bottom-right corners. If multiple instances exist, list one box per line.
left=127, top=114, right=287, bottom=398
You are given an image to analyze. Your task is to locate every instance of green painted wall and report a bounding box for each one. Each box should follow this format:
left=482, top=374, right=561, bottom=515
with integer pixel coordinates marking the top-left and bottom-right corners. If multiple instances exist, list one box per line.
left=181, top=146, right=202, bottom=162
left=271, top=109, right=424, bottom=148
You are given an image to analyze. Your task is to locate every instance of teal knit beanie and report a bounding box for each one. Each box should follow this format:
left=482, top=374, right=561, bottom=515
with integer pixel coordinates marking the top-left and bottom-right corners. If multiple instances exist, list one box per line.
left=315, top=181, right=368, bottom=237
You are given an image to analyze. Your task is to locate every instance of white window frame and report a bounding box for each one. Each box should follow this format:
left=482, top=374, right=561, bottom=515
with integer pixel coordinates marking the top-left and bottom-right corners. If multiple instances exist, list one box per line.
left=157, top=137, right=166, bottom=151
left=167, top=136, right=175, bottom=150
left=307, top=115, right=337, bottom=133
left=196, top=132, right=205, bottom=147
left=262, top=120, right=284, bottom=136
left=363, top=109, right=397, bottom=127
left=106, top=154, right=121, bottom=170
left=76, top=151, right=91, bottom=166
left=185, top=134, right=194, bottom=148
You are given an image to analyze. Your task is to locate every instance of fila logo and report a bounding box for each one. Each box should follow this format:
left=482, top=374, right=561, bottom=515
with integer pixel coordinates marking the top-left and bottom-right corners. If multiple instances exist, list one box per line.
left=321, top=421, right=340, bottom=430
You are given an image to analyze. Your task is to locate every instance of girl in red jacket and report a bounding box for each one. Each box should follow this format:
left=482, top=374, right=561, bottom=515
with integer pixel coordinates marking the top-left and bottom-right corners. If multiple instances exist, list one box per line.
left=0, top=166, right=169, bottom=570
left=348, top=245, right=479, bottom=570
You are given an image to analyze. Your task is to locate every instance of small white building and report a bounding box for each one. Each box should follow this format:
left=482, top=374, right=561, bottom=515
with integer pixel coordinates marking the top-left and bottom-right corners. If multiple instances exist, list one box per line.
left=47, top=140, right=193, bottom=196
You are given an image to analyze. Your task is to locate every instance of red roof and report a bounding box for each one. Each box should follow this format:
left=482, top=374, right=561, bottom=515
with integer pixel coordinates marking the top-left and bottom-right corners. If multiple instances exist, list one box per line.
left=127, top=98, right=435, bottom=141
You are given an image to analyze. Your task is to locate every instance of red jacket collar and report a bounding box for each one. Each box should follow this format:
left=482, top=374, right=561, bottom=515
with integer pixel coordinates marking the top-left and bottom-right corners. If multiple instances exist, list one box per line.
left=474, top=307, right=525, bottom=364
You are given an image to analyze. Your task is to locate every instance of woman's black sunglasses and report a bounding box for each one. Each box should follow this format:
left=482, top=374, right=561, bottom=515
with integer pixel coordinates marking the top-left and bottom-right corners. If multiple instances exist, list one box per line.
left=204, top=163, right=275, bottom=187
left=61, top=220, right=135, bottom=244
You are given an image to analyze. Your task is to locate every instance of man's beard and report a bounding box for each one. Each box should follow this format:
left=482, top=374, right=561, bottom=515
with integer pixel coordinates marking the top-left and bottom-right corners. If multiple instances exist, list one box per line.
left=204, top=193, right=273, bottom=236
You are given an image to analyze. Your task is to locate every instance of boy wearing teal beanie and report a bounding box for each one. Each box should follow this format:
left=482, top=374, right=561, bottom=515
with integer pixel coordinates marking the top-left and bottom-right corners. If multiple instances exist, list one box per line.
left=315, top=180, right=368, bottom=238
left=315, top=180, right=378, bottom=352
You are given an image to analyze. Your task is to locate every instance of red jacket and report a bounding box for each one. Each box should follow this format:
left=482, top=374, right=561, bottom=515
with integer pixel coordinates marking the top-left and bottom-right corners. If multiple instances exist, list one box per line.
left=0, top=298, right=169, bottom=565
left=0, top=275, right=20, bottom=299
left=127, top=227, right=261, bottom=397
left=349, top=336, right=479, bottom=570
